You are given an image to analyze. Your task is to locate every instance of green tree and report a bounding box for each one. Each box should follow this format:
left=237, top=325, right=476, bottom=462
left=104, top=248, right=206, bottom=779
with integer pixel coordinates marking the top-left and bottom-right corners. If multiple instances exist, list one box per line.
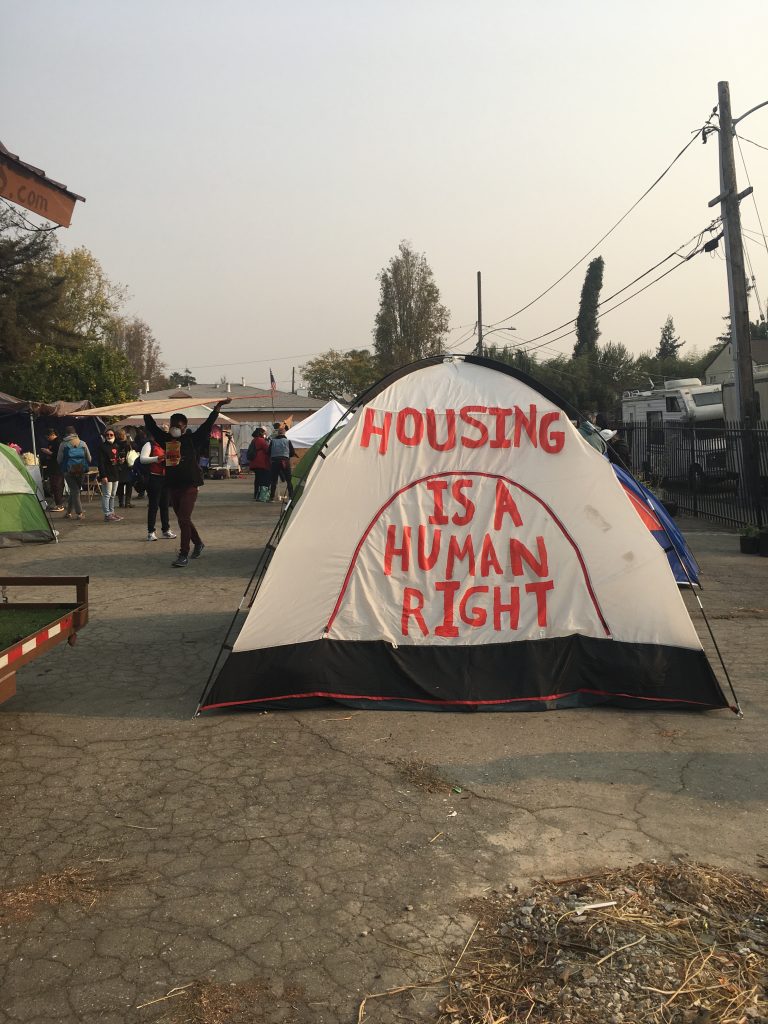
left=656, top=315, right=685, bottom=359
left=573, top=256, right=604, bottom=358
left=51, top=246, right=127, bottom=342
left=4, top=342, right=137, bottom=405
left=484, top=343, right=537, bottom=377
left=107, top=316, right=167, bottom=389
left=593, top=341, right=638, bottom=416
left=301, top=348, right=378, bottom=399
left=168, top=369, right=198, bottom=387
left=373, top=241, right=449, bottom=372
left=0, top=207, right=67, bottom=364
left=536, top=353, right=595, bottom=410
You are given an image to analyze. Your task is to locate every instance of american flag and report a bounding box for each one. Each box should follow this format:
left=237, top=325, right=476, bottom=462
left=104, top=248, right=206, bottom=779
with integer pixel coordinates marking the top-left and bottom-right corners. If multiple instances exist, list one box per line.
left=269, top=369, right=277, bottom=393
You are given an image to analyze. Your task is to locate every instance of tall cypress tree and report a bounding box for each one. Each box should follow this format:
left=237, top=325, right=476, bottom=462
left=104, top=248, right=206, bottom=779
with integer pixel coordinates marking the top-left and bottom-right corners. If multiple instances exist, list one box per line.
left=573, top=256, right=604, bottom=358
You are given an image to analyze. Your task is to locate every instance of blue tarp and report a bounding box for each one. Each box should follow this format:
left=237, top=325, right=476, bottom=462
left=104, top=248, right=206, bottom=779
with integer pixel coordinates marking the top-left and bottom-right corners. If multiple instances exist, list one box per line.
left=613, top=464, right=701, bottom=586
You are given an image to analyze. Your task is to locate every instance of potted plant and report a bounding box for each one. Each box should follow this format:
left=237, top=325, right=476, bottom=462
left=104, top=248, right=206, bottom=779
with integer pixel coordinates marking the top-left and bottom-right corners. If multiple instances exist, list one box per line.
left=740, top=524, right=760, bottom=554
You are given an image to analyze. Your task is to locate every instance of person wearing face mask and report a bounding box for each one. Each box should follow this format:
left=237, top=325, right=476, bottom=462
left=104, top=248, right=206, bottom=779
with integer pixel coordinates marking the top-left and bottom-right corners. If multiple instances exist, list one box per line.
left=139, top=422, right=176, bottom=542
left=96, top=428, right=123, bottom=523
left=143, top=399, right=231, bottom=567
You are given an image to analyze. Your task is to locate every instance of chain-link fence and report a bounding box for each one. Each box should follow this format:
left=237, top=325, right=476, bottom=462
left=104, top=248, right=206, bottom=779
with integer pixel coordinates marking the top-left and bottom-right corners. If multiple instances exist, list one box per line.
left=617, top=420, right=768, bottom=528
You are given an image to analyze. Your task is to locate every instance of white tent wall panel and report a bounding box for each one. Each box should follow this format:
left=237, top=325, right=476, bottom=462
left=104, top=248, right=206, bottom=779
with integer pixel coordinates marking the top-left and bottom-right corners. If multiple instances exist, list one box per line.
left=234, top=362, right=702, bottom=656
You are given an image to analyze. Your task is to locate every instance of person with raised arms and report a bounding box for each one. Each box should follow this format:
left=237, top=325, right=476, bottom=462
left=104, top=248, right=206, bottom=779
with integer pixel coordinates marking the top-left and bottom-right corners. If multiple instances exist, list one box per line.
left=143, top=399, right=231, bottom=567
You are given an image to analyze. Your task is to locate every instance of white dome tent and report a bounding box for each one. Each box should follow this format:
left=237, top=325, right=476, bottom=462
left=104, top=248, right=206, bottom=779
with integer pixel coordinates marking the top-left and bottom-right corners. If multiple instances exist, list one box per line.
left=199, top=356, right=733, bottom=715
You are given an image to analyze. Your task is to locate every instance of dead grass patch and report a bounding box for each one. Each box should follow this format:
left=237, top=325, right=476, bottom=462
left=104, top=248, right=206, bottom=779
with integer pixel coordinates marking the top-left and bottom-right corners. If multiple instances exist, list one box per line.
left=396, top=758, right=460, bottom=795
left=0, top=860, right=150, bottom=923
left=359, top=861, right=768, bottom=1024
left=0, top=867, right=102, bottom=922
left=150, top=980, right=308, bottom=1024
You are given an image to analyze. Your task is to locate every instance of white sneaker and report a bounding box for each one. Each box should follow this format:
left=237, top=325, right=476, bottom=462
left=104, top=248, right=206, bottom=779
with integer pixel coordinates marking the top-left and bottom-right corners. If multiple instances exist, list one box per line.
left=147, top=531, right=158, bottom=542
left=162, top=529, right=177, bottom=539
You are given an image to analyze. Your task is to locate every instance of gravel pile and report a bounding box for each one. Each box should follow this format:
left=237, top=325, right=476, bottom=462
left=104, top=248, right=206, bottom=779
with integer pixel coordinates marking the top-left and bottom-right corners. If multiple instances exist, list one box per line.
left=434, top=861, right=767, bottom=1023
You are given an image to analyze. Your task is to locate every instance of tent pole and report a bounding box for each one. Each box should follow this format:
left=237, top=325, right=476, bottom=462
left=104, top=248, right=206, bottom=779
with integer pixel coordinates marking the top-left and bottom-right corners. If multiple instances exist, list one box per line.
left=29, top=411, right=38, bottom=462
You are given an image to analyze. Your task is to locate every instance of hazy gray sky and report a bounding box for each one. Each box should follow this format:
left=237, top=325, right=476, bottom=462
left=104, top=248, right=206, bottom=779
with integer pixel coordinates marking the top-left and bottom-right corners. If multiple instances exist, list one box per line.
left=4, top=0, right=768, bottom=389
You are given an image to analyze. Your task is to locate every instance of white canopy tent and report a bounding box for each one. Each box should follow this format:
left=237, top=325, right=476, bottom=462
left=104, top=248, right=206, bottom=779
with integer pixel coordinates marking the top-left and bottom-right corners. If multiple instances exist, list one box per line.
left=285, top=400, right=349, bottom=448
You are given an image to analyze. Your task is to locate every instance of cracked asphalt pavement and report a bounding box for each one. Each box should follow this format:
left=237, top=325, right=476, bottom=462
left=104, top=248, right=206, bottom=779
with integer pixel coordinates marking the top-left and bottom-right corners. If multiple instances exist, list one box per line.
left=1, top=480, right=766, bottom=1022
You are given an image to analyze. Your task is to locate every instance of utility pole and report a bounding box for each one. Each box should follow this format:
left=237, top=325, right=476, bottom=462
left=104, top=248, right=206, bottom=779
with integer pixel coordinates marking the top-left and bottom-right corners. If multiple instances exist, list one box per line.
left=291, top=367, right=296, bottom=394
left=714, top=81, right=762, bottom=523
left=475, top=271, right=483, bottom=357
left=715, top=82, right=757, bottom=424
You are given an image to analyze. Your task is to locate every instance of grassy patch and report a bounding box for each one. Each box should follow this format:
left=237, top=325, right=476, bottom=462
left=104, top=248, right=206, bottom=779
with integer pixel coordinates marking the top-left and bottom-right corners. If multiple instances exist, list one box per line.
left=0, top=606, right=73, bottom=652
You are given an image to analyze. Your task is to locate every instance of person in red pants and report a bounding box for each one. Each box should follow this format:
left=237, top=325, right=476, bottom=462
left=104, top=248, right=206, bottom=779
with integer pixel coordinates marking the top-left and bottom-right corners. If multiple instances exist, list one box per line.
left=143, top=399, right=231, bottom=567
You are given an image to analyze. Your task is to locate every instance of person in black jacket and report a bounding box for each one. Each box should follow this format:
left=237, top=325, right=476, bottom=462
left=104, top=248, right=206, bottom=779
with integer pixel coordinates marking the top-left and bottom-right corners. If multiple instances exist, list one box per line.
left=40, top=428, right=65, bottom=511
left=97, top=428, right=123, bottom=523
left=143, top=399, right=231, bottom=567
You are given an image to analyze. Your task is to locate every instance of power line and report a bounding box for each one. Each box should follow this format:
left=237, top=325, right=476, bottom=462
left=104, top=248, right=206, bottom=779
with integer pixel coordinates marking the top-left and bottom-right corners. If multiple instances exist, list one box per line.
left=735, top=134, right=768, bottom=260
left=185, top=321, right=479, bottom=372
left=519, top=235, right=713, bottom=356
left=509, top=221, right=720, bottom=351
left=736, top=133, right=768, bottom=154
left=0, top=197, right=62, bottom=233
left=487, top=122, right=709, bottom=329
left=741, top=233, right=766, bottom=322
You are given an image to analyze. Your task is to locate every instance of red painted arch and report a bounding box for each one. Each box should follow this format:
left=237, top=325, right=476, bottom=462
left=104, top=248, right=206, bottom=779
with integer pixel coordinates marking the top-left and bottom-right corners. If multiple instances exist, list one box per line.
left=324, top=471, right=611, bottom=637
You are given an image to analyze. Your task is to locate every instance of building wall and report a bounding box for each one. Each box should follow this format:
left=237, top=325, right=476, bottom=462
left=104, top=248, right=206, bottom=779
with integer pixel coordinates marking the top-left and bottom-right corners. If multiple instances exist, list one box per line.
left=705, top=346, right=734, bottom=384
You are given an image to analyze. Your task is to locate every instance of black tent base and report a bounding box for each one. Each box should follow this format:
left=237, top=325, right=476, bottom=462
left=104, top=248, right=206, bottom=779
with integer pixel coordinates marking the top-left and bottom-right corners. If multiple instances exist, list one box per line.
left=199, top=635, right=731, bottom=714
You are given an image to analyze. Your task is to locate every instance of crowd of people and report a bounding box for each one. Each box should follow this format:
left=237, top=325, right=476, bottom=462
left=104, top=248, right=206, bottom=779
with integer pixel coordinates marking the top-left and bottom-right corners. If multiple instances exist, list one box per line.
left=37, top=399, right=241, bottom=568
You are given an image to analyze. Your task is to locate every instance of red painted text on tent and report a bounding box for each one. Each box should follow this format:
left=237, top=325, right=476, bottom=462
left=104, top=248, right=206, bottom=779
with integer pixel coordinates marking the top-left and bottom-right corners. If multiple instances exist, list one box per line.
left=359, top=405, right=566, bottom=456
left=326, top=473, right=610, bottom=643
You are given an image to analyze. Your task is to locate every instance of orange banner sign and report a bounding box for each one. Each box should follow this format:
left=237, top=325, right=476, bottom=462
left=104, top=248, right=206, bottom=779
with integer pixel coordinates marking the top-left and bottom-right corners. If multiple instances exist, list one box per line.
left=0, top=157, right=77, bottom=227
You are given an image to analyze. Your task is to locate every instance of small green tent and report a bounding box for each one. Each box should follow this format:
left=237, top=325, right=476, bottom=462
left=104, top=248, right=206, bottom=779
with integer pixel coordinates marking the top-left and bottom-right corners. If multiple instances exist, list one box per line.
left=0, top=444, right=55, bottom=547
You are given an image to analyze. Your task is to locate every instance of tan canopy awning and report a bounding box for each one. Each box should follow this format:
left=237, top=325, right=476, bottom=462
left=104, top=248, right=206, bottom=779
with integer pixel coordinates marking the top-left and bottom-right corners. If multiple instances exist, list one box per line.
left=72, top=396, right=262, bottom=418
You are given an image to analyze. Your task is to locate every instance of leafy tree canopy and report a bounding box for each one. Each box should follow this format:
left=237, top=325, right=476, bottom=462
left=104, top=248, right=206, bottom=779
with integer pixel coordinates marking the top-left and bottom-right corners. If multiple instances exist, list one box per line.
left=0, top=207, right=67, bottom=363
left=51, top=246, right=127, bottom=343
left=107, top=316, right=167, bottom=389
left=301, top=348, right=378, bottom=399
left=374, top=241, right=449, bottom=373
left=168, top=369, right=198, bottom=387
left=4, top=342, right=138, bottom=405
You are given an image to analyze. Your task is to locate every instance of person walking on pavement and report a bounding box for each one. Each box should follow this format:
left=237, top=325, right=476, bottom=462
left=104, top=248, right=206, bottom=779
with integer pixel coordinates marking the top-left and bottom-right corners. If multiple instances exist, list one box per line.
left=57, top=425, right=92, bottom=520
left=116, top=428, right=135, bottom=509
left=139, top=423, right=176, bottom=542
left=247, top=428, right=271, bottom=501
left=268, top=425, right=296, bottom=502
left=96, top=428, right=123, bottom=522
left=143, top=399, right=231, bottom=567
left=40, top=427, right=65, bottom=511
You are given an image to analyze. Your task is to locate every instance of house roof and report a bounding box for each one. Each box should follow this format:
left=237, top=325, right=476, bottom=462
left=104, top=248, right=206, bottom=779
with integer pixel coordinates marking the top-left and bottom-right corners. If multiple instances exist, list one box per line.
left=704, top=337, right=768, bottom=370
left=142, top=383, right=325, bottom=413
left=0, top=141, right=85, bottom=203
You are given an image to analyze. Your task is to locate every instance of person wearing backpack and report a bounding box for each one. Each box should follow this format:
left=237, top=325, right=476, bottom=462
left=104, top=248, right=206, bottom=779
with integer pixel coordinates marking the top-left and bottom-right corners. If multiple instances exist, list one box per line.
left=57, top=425, right=92, bottom=519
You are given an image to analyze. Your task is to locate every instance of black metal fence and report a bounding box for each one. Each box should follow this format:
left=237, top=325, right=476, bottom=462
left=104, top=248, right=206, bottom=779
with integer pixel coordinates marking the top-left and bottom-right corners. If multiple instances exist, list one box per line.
left=616, top=420, right=768, bottom=528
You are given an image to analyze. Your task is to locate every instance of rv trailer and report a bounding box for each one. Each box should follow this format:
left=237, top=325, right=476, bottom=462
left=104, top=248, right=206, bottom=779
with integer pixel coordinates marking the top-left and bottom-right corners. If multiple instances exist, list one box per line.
left=621, top=379, right=735, bottom=488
